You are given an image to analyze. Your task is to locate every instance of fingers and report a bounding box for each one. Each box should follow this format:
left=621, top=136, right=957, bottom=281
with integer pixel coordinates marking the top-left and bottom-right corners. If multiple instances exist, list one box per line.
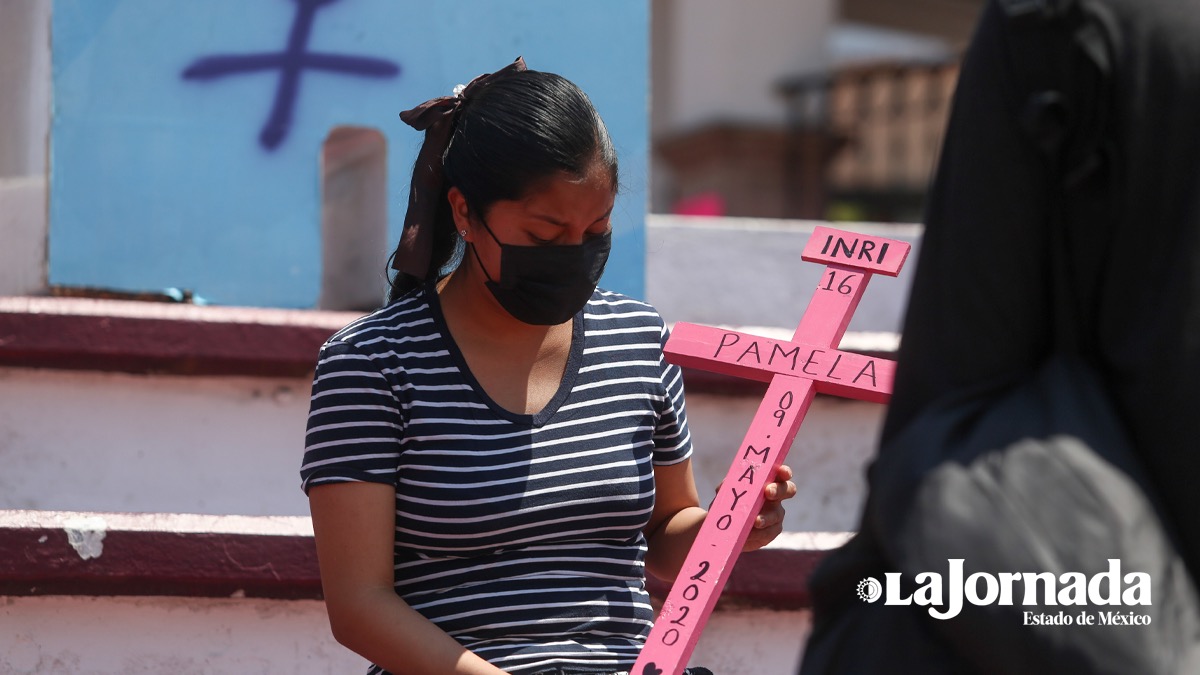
left=753, top=498, right=785, bottom=529
left=764, top=480, right=796, bottom=501
left=740, top=465, right=797, bottom=552
left=744, top=505, right=785, bottom=552
left=764, top=465, right=797, bottom=502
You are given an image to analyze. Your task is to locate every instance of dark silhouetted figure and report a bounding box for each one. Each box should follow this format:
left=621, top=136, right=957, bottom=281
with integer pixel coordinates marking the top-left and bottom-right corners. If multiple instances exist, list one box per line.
left=801, top=0, right=1200, bottom=672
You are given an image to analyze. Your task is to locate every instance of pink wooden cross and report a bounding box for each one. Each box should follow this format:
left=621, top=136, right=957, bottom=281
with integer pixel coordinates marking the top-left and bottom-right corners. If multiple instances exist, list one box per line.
left=634, top=225, right=912, bottom=675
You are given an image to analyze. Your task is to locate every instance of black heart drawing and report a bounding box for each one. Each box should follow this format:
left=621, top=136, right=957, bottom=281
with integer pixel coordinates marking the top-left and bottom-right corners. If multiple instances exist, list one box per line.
left=642, top=663, right=664, bottom=675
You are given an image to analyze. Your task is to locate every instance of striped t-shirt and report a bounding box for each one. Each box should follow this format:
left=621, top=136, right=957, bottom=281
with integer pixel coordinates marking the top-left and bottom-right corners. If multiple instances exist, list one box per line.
left=300, top=282, right=693, bottom=675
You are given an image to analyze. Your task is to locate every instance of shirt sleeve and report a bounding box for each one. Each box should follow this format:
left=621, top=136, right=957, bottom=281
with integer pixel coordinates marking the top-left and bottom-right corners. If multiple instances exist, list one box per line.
left=300, top=339, right=405, bottom=493
left=652, top=320, right=694, bottom=466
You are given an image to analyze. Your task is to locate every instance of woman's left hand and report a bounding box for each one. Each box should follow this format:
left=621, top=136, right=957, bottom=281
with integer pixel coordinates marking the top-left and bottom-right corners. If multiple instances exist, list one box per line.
left=742, top=464, right=797, bottom=552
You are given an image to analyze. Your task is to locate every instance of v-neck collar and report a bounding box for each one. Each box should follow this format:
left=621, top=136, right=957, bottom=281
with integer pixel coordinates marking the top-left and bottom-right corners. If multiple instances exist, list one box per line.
left=423, top=281, right=585, bottom=428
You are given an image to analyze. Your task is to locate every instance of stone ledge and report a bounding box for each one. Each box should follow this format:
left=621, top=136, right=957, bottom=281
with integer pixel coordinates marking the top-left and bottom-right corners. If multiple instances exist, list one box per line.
left=0, top=297, right=897, bottom=395
left=0, top=296, right=361, bottom=378
left=0, top=510, right=321, bottom=600
left=0, top=510, right=847, bottom=609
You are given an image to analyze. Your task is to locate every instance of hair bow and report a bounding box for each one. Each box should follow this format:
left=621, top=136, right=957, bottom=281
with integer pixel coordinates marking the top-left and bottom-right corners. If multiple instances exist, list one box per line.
left=390, top=57, right=529, bottom=277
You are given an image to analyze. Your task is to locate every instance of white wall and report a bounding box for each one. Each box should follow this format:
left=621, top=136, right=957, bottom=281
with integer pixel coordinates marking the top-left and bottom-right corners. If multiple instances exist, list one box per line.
left=0, top=596, right=810, bottom=675
left=1, top=219, right=913, bottom=530
left=687, top=393, right=880, bottom=532
left=0, top=596, right=367, bottom=675
left=0, top=367, right=313, bottom=517
left=0, top=366, right=876, bottom=532
left=647, top=215, right=922, bottom=334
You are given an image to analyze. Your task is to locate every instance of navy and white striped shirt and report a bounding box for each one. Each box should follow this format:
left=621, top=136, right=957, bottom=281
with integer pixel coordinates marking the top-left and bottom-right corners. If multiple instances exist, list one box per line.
left=301, top=282, right=693, bottom=675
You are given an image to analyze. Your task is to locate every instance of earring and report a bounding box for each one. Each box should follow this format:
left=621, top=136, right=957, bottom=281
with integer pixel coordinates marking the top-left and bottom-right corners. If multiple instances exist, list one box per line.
left=460, top=229, right=468, bottom=238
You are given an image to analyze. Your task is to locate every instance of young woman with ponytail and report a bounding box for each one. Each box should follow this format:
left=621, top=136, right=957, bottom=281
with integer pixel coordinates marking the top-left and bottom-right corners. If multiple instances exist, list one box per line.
left=300, top=58, right=795, bottom=675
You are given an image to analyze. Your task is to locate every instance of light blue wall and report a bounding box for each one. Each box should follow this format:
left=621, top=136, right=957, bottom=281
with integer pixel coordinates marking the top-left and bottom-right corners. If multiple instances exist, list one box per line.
left=50, top=0, right=648, bottom=307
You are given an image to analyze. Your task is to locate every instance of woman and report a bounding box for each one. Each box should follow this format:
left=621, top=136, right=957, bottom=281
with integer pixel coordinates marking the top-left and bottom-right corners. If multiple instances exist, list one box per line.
left=301, top=57, right=796, bottom=675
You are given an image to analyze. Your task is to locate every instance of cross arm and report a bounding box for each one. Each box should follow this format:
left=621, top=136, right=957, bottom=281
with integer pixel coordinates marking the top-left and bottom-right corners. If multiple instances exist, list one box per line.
left=666, top=323, right=894, bottom=404
left=801, top=225, right=911, bottom=277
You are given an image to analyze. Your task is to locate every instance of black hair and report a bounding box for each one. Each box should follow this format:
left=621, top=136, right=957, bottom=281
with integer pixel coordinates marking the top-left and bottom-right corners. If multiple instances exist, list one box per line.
left=387, top=69, right=618, bottom=303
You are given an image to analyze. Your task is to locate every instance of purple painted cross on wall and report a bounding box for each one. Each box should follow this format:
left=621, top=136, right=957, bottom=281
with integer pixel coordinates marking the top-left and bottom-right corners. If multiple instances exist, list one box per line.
left=182, top=0, right=400, bottom=150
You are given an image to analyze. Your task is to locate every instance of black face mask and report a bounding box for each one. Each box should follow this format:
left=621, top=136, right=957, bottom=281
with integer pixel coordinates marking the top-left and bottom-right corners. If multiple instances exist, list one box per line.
left=469, top=218, right=611, bottom=325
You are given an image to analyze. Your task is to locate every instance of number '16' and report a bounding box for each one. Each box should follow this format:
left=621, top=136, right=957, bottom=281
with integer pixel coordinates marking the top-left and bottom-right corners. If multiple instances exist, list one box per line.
left=822, top=271, right=857, bottom=295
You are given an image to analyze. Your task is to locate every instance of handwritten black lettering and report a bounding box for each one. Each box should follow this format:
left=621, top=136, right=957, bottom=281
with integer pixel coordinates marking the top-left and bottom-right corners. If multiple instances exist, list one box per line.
left=773, top=408, right=786, bottom=426
left=738, top=466, right=756, bottom=485
left=669, top=605, right=691, bottom=626
left=714, top=333, right=739, bottom=359
left=743, top=444, right=770, bottom=463
left=738, top=340, right=761, bottom=364
left=826, top=353, right=843, bottom=380
left=818, top=234, right=890, bottom=264
left=716, top=514, right=733, bottom=530
left=824, top=272, right=857, bottom=295
left=773, top=389, right=793, bottom=426
left=801, top=349, right=825, bottom=376
left=860, top=240, right=876, bottom=261
left=690, top=560, right=711, bottom=581
left=730, top=486, right=749, bottom=509
left=769, top=342, right=800, bottom=370
left=853, top=360, right=878, bottom=387
left=822, top=271, right=836, bottom=292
